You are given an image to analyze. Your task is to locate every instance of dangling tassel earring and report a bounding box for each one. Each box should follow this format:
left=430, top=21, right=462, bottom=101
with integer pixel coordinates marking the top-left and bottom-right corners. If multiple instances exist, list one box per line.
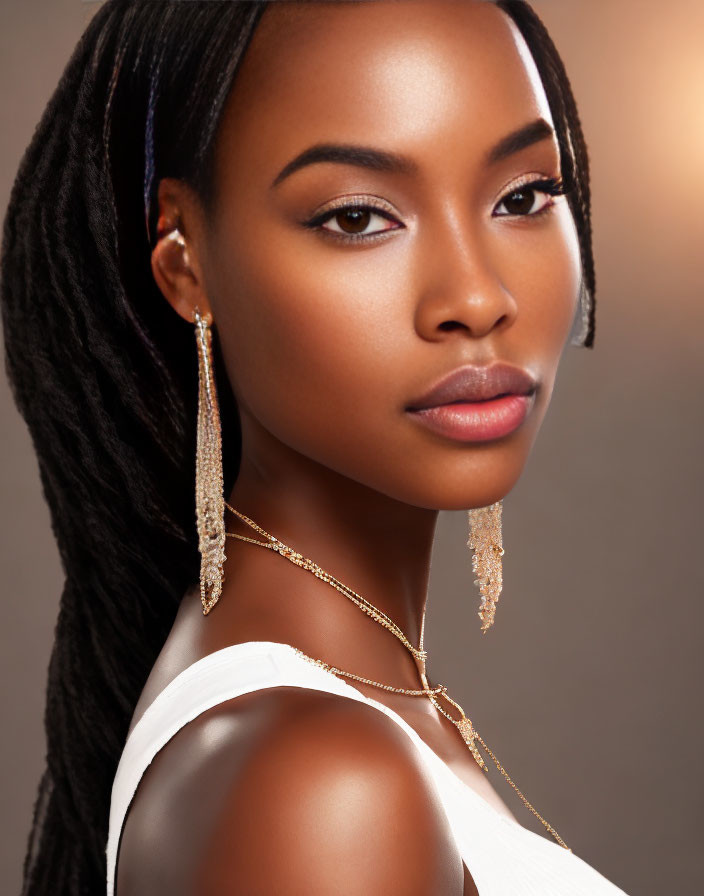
left=467, top=500, right=504, bottom=632
left=193, top=306, right=226, bottom=614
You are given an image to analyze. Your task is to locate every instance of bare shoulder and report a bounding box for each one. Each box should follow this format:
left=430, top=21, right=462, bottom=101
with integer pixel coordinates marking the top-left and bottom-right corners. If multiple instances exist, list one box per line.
left=116, top=686, right=466, bottom=896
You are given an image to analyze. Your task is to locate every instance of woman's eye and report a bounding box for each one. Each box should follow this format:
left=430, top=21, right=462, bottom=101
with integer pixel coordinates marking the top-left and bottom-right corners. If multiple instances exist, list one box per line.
left=304, top=204, right=401, bottom=241
left=493, top=177, right=567, bottom=218
left=303, top=178, right=567, bottom=242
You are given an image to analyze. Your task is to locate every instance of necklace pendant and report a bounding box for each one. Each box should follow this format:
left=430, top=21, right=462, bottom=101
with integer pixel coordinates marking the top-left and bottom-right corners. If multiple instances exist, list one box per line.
left=457, top=717, right=487, bottom=771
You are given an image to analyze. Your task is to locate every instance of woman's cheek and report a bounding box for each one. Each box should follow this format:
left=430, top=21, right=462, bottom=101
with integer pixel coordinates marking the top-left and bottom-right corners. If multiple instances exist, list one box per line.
left=501, top=207, right=581, bottom=352
left=215, top=279, right=380, bottom=449
left=543, top=205, right=583, bottom=343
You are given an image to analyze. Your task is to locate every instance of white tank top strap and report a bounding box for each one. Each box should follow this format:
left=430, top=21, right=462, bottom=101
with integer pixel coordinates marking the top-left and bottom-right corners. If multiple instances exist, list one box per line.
left=106, top=640, right=629, bottom=896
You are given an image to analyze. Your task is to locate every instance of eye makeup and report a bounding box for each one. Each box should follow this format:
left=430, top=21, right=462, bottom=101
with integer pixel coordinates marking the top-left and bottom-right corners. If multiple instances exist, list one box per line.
left=300, top=174, right=571, bottom=244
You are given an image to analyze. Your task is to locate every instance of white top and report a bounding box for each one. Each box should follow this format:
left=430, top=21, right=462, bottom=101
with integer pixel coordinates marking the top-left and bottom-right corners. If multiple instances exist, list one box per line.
left=106, top=640, right=629, bottom=895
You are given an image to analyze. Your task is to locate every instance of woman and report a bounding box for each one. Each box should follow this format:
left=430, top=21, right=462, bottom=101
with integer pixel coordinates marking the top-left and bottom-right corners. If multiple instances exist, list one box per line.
left=1, top=0, right=628, bottom=893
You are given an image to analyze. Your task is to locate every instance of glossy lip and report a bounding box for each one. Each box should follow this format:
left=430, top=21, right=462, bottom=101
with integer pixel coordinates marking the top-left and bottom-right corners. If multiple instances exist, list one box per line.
left=405, top=362, right=538, bottom=410
left=405, top=362, right=539, bottom=443
left=408, top=394, right=535, bottom=442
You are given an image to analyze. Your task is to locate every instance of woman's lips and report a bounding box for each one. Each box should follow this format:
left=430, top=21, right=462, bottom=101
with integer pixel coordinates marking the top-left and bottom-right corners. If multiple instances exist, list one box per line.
left=407, top=392, right=535, bottom=441
left=405, top=362, right=538, bottom=441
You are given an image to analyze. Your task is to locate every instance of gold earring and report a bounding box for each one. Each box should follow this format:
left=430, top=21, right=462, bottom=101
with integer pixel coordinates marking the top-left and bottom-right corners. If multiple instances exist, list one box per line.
left=193, top=304, right=226, bottom=614
left=467, top=500, right=504, bottom=633
left=569, top=277, right=592, bottom=346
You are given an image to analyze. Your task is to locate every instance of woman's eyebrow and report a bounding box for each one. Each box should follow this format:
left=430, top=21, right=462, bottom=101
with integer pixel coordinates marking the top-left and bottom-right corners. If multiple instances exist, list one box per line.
left=485, top=117, right=554, bottom=165
left=270, top=143, right=417, bottom=188
left=270, top=118, right=555, bottom=189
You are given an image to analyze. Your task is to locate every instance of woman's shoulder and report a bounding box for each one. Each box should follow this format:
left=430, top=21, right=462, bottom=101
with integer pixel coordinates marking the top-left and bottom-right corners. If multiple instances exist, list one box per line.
left=116, top=684, right=466, bottom=896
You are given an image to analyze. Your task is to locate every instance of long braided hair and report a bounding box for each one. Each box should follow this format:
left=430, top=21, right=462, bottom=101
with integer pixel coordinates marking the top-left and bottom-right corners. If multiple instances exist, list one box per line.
left=0, top=1, right=595, bottom=892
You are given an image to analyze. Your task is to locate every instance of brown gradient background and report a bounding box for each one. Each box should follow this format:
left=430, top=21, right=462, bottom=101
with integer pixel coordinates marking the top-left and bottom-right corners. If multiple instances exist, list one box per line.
left=1, top=1, right=702, bottom=893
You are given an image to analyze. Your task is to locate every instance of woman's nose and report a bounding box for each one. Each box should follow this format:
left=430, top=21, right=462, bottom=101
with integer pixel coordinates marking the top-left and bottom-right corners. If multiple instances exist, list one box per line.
left=413, top=224, right=518, bottom=342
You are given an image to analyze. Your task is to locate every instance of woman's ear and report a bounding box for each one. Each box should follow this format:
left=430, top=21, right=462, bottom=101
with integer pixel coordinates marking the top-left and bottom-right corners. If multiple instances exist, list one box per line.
left=150, top=177, right=213, bottom=324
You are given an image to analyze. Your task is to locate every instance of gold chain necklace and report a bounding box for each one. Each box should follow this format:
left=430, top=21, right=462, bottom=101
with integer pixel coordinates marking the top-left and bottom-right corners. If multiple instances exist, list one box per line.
left=223, top=501, right=570, bottom=851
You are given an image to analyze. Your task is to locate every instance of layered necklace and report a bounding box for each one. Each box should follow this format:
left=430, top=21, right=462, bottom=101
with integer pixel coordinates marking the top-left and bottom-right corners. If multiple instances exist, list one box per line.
left=223, top=501, right=570, bottom=851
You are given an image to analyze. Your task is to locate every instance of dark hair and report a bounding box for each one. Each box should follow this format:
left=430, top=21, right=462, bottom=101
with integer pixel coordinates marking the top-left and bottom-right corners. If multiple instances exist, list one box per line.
left=0, top=1, right=595, bottom=892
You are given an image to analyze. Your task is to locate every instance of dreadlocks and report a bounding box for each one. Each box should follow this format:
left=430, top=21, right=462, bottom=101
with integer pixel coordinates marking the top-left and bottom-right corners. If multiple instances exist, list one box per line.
left=0, top=2, right=595, bottom=893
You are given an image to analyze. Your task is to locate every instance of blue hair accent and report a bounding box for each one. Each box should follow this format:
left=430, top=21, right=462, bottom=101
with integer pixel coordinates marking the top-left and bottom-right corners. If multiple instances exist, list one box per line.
left=143, top=70, right=158, bottom=242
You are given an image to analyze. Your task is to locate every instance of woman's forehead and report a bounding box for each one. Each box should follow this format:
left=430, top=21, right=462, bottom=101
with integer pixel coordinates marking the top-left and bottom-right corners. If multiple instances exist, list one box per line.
left=214, top=0, right=554, bottom=180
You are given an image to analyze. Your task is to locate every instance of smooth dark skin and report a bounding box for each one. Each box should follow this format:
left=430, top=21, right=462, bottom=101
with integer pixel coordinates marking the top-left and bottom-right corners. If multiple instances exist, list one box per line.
left=118, top=1, right=581, bottom=893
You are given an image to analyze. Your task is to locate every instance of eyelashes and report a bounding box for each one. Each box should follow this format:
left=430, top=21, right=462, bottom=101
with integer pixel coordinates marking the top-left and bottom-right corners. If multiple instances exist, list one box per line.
left=302, top=198, right=400, bottom=243
left=302, top=176, right=570, bottom=244
left=494, top=176, right=568, bottom=216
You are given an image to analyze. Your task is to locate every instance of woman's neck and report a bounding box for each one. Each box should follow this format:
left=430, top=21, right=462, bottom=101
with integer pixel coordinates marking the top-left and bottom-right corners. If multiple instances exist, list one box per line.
left=198, top=443, right=439, bottom=691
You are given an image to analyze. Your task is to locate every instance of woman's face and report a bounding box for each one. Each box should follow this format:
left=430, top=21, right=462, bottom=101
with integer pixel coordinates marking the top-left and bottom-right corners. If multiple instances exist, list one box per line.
left=190, top=0, right=581, bottom=510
